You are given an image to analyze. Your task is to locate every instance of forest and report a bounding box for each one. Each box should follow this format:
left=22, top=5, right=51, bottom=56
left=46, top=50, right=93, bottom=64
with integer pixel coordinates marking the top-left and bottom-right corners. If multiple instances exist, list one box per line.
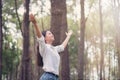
left=0, top=0, right=120, bottom=80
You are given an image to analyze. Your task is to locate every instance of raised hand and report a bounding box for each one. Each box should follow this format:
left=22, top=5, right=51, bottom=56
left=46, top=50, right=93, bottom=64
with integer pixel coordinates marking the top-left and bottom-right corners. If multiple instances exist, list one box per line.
left=29, top=14, right=36, bottom=24
left=65, top=30, right=73, bottom=37
left=29, top=13, right=41, bottom=38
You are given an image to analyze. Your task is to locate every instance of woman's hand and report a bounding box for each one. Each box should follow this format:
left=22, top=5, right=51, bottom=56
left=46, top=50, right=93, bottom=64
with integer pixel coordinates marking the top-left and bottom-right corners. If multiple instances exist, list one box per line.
left=66, top=30, right=73, bottom=37
left=29, top=13, right=41, bottom=38
left=29, top=14, right=36, bottom=24
left=61, top=30, right=73, bottom=48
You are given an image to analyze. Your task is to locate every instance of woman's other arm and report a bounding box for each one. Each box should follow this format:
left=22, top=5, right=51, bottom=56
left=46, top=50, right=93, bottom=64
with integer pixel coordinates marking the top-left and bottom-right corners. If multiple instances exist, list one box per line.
left=61, top=30, right=73, bottom=48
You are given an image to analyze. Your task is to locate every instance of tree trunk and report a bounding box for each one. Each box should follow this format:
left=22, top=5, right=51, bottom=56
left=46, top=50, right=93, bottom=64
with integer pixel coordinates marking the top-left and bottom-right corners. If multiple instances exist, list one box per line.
left=19, top=0, right=32, bottom=80
left=50, top=0, right=62, bottom=46
left=108, top=52, right=111, bottom=80
left=99, top=0, right=104, bottom=80
left=78, top=0, right=85, bottom=79
left=0, top=0, right=2, bottom=79
left=113, top=0, right=120, bottom=79
left=14, top=0, right=22, bottom=35
left=60, top=0, right=70, bottom=80
left=50, top=0, right=70, bottom=79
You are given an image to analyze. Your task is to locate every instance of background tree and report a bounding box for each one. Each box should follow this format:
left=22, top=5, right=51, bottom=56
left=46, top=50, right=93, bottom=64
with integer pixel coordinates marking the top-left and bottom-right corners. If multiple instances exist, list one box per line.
left=50, top=0, right=70, bottom=79
left=99, top=0, right=104, bottom=79
left=19, top=0, right=32, bottom=80
left=0, top=0, right=2, bottom=79
left=112, top=0, right=120, bottom=79
left=50, top=0, right=62, bottom=45
left=78, top=0, right=85, bottom=79
left=60, top=0, right=70, bottom=80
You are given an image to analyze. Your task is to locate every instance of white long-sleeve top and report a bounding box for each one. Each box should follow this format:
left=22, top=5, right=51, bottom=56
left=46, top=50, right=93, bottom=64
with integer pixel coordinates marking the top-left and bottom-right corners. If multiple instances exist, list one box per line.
left=37, top=36, right=64, bottom=75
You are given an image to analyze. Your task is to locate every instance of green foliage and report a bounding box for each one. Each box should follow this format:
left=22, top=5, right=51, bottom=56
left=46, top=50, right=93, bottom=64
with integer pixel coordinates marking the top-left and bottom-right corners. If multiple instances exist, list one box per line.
left=2, top=24, right=21, bottom=76
left=2, top=0, right=22, bottom=78
left=2, top=42, right=20, bottom=75
left=67, top=18, right=79, bottom=79
left=3, top=0, right=22, bottom=30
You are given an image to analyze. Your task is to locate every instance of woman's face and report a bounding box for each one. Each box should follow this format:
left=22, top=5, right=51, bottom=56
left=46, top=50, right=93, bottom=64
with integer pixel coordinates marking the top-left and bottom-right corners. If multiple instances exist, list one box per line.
left=45, top=31, right=55, bottom=43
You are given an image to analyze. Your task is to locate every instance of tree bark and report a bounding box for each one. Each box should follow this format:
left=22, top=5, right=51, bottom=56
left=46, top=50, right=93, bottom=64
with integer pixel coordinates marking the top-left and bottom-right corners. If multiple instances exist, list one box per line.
left=19, top=0, right=32, bottom=80
left=50, top=0, right=62, bottom=46
left=14, top=0, right=22, bottom=35
left=113, top=0, right=120, bottom=79
left=78, top=0, right=85, bottom=79
left=50, top=0, right=70, bottom=79
left=60, top=0, right=70, bottom=80
left=0, top=0, right=2, bottom=79
left=99, top=0, right=104, bottom=80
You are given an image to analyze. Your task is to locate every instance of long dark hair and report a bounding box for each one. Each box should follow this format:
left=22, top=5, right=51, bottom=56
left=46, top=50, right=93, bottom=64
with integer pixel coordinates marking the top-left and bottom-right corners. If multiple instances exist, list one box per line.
left=37, top=30, right=48, bottom=67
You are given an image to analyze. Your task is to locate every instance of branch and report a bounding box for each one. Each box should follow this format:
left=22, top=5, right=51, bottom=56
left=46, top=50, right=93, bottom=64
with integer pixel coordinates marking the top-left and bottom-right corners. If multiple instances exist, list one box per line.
left=14, top=0, right=23, bottom=36
left=85, top=1, right=94, bottom=23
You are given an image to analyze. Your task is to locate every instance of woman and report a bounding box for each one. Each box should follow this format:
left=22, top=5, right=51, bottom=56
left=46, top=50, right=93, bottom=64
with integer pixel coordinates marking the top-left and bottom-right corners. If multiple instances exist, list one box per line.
left=29, top=14, right=72, bottom=80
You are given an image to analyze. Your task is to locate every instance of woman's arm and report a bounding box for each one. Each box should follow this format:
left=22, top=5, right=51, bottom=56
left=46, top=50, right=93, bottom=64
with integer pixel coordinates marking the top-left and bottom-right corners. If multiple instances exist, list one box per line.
left=61, top=30, right=73, bottom=48
left=30, top=14, right=46, bottom=56
left=29, top=14, right=42, bottom=38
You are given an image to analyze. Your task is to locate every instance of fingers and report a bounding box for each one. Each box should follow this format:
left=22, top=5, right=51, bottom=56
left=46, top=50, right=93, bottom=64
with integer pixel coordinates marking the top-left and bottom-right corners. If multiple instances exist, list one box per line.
left=29, top=14, right=34, bottom=20
left=29, top=14, right=36, bottom=23
left=68, top=30, right=73, bottom=34
left=30, top=14, right=34, bottom=18
left=65, top=30, right=73, bottom=36
left=65, top=32, right=68, bottom=35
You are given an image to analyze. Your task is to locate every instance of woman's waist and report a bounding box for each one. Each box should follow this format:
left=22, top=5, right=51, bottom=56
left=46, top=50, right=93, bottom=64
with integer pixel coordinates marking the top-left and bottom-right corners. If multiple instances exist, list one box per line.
left=43, top=66, right=59, bottom=75
left=45, top=72, right=59, bottom=78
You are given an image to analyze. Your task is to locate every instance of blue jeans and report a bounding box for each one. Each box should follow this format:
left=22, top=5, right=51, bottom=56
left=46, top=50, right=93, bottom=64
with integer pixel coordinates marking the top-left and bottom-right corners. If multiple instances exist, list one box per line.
left=40, top=72, right=59, bottom=80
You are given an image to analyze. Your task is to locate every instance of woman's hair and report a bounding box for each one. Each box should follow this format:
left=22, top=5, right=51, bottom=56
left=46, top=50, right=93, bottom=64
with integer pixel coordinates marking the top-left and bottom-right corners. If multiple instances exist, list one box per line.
left=37, top=30, right=48, bottom=67
left=37, top=44, right=43, bottom=67
left=42, top=30, right=47, bottom=37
